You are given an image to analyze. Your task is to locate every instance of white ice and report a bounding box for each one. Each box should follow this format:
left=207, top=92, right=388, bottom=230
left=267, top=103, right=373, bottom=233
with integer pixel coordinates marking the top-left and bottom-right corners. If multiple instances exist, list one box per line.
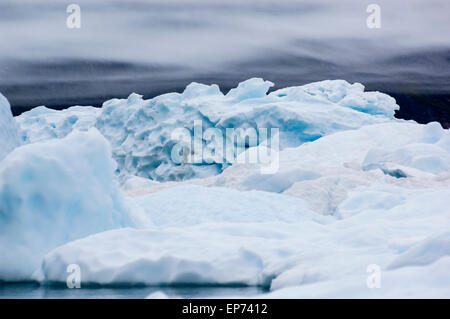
left=1, top=79, right=449, bottom=298
left=0, top=128, right=130, bottom=281
left=0, top=93, right=20, bottom=161
left=18, top=78, right=399, bottom=181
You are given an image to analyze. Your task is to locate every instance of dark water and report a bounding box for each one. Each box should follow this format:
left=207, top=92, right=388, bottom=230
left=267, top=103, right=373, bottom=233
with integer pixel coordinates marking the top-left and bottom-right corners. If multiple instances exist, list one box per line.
left=0, top=0, right=449, bottom=126
left=0, top=283, right=264, bottom=299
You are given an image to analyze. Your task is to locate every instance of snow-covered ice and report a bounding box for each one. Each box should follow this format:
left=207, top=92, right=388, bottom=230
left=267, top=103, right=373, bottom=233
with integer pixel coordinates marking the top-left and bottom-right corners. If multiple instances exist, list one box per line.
left=35, top=182, right=450, bottom=296
left=0, top=93, right=20, bottom=161
left=17, top=78, right=399, bottom=182
left=16, top=105, right=100, bottom=144
left=0, top=128, right=130, bottom=281
left=125, top=185, right=327, bottom=227
left=1, top=78, right=449, bottom=298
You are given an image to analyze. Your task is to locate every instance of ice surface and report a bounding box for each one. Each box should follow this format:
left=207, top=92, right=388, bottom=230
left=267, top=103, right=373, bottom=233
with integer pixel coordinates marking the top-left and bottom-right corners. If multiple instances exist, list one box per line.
left=1, top=79, right=450, bottom=298
left=387, top=231, right=450, bottom=270
left=37, top=184, right=450, bottom=297
left=146, top=291, right=169, bottom=299
left=125, top=185, right=326, bottom=227
left=0, top=93, right=20, bottom=161
left=39, top=119, right=445, bottom=296
left=17, top=105, right=100, bottom=144
left=0, top=129, right=130, bottom=280
left=35, top=119, right=450, bottom=291
left=132, top=121, right=448, bottom=216
left=261, top=256, right=450, bottom=298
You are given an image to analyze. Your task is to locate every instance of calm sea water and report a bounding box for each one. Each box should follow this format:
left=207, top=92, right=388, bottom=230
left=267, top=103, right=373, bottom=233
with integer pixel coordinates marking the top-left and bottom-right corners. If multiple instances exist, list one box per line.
left=0, top=283, right=265, bottom=299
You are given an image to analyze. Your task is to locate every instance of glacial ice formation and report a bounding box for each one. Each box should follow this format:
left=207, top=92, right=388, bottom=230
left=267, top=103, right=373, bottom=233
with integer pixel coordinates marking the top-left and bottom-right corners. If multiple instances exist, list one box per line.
left=35, top=120, right=450, bottom=296
left=125, top=185, right=327, bottom=227
left=1, top=78, right=450, bottom=298
left=37, top=184, right=450, bottom=295
left=0, top=129, right=130, bottom=280
left=16, top=105, right=100, bottom=144
left=262, top=256, right=450, bottom=298
left=18, top=78, right=399, bottom=181
left=0, top=93, right=20, bottom=161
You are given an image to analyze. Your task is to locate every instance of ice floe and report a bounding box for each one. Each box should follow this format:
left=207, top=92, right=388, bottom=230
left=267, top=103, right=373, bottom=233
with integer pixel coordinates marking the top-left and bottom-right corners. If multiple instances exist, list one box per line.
left=1, top=79, right=449, bottom=298
left=0, top=93, right=20, bottom=161
left=17, top=78, right=399, bottom=181
left=0, top=129, right=130, bottom=280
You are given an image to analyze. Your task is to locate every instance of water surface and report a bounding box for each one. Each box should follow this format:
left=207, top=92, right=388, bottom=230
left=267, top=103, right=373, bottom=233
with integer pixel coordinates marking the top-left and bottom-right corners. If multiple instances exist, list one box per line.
left=0, top=0, right=448, bottom=126
left=0, top=283, right=264, bottom=299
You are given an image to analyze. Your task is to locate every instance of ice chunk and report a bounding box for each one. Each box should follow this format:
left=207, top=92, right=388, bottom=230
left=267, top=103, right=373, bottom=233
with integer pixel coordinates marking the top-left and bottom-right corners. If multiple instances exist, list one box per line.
left=26, top=118, right=450, bottom=293
left=16, top=105, right=100, bottom=144
left=182, top=82, right=223, bottom=100
left=0, top=93, right=20, bottom=160
left=4, top=80, right=450, bottom=298
left=146, top=291, right=169, bottom=299
left=388, top=231, right=450, bottom=270
left=201, top=121, right=450, bottom=214
left=37, top=227, right=268, bottom=286
left=0, top=129, right=130, bottom=281
left=126, top=184, right=324, bottom=227
left=262, top=257, right=450, bottom=298
left=225, top=78, right=274, bottom=102
left=122, top=120, right=450, bottom=216
left=17, top=79, right=399, bottom=182
left=363, top=144, right=450, bottom=176
left=271, top=79, right=399, bottom=117
left=36, top=184, right=450, bottom=293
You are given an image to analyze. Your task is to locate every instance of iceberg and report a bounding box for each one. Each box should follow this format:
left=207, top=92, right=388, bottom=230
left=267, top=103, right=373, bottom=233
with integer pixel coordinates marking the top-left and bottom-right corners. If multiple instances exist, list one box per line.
left=33, top=121, right=450, bottom=291
left=16, top=105, right=100, bottom=144
left=0, top=128, right=130, bottom=281
left=124, top=121, right=448, bottom=216
left=261, top=256, right=450, bottom=299
left=0, top=93, right=20, bottom=161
